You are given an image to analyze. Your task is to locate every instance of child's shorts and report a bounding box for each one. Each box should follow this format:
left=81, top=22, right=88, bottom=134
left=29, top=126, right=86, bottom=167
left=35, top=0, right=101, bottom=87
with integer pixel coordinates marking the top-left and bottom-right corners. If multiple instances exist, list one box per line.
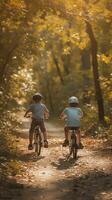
left=30, top=118, right=46, bottom=134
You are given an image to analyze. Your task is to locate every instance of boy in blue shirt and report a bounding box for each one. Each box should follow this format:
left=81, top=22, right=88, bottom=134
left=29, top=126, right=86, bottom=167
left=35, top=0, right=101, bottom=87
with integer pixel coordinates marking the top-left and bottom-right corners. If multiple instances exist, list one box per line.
left=24, top=93, right=49, bottom=150
left=60, top=96, right=83, bottom=149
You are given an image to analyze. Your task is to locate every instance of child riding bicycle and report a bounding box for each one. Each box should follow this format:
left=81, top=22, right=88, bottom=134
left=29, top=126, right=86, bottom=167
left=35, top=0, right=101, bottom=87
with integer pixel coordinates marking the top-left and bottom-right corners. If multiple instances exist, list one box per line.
left=60, top=96, right=83, bottom=149
left=24, top=93, right=49, bottom=150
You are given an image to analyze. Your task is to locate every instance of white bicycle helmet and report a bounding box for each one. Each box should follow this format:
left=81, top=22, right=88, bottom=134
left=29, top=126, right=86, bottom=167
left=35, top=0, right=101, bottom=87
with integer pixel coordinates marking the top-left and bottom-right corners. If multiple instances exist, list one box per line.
left=68, top=96, right=79, bottom=104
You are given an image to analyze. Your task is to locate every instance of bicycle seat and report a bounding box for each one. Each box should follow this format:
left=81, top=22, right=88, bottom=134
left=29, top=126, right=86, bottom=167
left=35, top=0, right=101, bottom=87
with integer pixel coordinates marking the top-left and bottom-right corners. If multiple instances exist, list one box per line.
left=69, top=127, right=77, bottom=130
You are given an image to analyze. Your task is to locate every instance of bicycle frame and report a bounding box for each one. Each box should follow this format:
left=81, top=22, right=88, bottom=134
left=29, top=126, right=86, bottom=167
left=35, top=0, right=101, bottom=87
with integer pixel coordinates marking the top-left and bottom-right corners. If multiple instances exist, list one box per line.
left=68, top=129, right=78, bottom=160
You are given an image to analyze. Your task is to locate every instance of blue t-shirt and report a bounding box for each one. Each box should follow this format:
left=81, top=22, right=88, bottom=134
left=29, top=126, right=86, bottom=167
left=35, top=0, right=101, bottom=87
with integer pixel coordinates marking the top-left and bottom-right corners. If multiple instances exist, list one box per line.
left=63, top=107, right=83, bottom=127
left=29, top=103, right=48, bottom=120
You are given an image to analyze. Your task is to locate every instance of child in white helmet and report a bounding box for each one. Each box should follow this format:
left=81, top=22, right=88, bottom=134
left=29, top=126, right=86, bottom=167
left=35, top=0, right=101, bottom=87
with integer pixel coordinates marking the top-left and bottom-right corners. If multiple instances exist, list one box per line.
left=60, top=96, right=83, bottom=148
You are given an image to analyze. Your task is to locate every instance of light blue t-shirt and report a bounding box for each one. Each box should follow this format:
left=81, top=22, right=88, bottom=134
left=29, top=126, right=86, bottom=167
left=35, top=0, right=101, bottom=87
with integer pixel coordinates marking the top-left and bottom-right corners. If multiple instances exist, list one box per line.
left=63, top=107, right=83, bottom=127
left=29, top=103, right=48, bottom=120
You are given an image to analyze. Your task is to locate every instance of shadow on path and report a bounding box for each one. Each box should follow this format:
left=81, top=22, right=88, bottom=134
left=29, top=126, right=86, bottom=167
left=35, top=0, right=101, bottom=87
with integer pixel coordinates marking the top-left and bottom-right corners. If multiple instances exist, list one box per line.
left=20, top=170, right=112, bottom=200
left=51, top=157, right=78, bottom=170
left=17, top=152, right=45, bottom=163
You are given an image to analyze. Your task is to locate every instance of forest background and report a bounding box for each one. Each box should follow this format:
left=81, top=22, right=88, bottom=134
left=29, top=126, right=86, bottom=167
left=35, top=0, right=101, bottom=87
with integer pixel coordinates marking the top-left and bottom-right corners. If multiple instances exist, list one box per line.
left=0, top=0, right=112, bottom=180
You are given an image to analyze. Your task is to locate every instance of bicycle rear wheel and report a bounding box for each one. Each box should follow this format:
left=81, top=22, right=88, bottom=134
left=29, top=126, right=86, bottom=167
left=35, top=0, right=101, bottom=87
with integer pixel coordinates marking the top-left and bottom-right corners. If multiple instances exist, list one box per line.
left=73, top=146, right=77, bottom=159
left=34, top=130, right=42, bottom=156
left=68, top=139, right=74, bottom=159
left=69, top=134, right=77, bottom=159
left=73, top=134, right=77, bottom=159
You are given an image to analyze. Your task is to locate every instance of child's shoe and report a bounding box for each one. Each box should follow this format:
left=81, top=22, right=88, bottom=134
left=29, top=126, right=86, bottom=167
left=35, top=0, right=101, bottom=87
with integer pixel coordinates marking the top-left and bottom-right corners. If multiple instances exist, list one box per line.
left=44, top=140, right=48, bottom=148
left=78, top=142, right=84, bottom=149
left=62, top=139, right=69, bottom=147
left=28, top=144, right=33, bottom=150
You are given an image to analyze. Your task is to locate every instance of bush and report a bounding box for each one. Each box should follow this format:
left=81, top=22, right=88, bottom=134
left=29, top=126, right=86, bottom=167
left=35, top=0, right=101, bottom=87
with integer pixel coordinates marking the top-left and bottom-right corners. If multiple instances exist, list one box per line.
left=107, top=125, right=112, bottom=142
left=0, top=111, right=21, bottom=182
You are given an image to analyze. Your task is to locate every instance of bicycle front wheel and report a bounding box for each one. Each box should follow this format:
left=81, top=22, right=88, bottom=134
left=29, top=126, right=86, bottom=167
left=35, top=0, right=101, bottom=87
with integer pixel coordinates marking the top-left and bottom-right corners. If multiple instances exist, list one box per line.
left=34, top=131, right=42, bottom=156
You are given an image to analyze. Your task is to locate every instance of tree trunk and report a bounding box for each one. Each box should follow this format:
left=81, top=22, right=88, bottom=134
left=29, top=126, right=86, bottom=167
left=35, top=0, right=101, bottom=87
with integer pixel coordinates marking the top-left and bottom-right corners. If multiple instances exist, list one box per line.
left=86, top=21, right=105, bottom=124
left=81, top=48, right=91, bottom=86
left=81, top=48, right=91, bottom=70
left=46, top=77, right=54, bottom=113
left=61, top=54, right=70, bottom=75
left=61, top=23, right=72, bottom=75
left=0, top=2, right=32, bottom=86
left=0, top=42, right=19, bottom=86
left=52, top=51, right=64, bottom=84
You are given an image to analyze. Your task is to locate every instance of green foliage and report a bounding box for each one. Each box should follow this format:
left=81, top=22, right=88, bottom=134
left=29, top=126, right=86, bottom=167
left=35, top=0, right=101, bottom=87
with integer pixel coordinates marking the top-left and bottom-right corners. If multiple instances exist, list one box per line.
left=100, top=75, right=112, bottom=119
left=0, top=0, right=112, bottom=177
left=82, top=105, right=98, bottom=130
left=107, top=125, right=112, bottom=141
left=0, top=131, right=18, bottom=181
left=0, top=109, right=22, bottom=181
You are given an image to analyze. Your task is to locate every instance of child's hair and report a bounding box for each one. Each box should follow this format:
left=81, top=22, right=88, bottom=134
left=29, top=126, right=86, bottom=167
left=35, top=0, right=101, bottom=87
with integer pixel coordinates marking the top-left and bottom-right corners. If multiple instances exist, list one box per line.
left=69, top=103, right=79, bottom=107
left=32, top=93, right=42, bottom=102
left=33, top=98, right=41, bottom=103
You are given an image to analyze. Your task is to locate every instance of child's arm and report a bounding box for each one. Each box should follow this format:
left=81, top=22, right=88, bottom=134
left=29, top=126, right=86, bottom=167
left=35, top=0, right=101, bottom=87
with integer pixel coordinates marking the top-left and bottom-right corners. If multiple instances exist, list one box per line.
left=24, top=109, right=31, bottom=117
left=44, top=106, right=50, bottom=119
left=60, top=110, right=67, bottom=120
left=78, top=108, right=83, bottom=119
left=44, top=110, right=49, bottom=119
left=60, top=112, right=64, bottom=119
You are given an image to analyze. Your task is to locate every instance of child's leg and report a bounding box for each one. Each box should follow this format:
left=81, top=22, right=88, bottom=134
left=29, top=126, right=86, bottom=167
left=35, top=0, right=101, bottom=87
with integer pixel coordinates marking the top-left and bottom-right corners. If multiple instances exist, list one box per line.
left=64, top=126, right=69, bottom=140
left=76, top=129, right=81, bottom=146
left=42, top=130, right=47, bottom=141
left=63, top=127, right=69, bottom=146
left=42, top=131, right=48, bottom=148
left=29, top=120, right=36, bottom=145
left=40, top=121, right=48, bottom=148
left=76, top=129, right=83, bottom=149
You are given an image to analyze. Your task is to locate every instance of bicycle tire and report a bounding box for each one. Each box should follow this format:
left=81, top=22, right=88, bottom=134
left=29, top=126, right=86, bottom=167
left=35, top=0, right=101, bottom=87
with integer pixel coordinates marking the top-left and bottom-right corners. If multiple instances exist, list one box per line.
left=73, top=146, right=77, bottom=159
left=34, top=130, right=42, bottom=156
left=72, top=134, right=77, bottom=159
left=68, top=145, right=73, bottom=157
left=69, top=133, right=77, bottom=159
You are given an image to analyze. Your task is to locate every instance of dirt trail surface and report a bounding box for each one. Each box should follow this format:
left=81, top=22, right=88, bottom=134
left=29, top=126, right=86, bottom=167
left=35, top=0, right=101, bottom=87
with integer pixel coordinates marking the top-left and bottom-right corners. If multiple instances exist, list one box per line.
left=1, top=118, right=112, bottom=200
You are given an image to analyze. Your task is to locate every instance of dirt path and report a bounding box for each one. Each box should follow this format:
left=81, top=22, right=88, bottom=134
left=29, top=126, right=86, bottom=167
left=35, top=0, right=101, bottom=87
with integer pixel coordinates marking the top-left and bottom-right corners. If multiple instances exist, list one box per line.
left=3, top=118, right=112, bottom=200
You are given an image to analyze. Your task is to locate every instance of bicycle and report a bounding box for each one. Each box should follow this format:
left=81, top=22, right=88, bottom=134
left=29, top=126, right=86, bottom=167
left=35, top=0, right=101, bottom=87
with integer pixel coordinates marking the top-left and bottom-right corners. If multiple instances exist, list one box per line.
left=67, top=127, right=78, bottom=160
left=26, top=116, right=42, bottom=156
left=33, top=125, right=42, bottom=156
